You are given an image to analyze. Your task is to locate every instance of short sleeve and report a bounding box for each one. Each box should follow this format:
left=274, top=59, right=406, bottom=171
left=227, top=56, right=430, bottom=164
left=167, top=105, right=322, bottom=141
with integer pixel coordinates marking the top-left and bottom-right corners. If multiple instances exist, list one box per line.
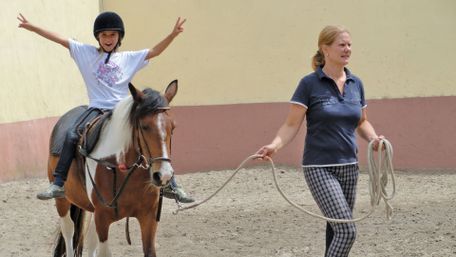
left=123, top=49, right=150, bottom=72
left=69, top=39, right=92, bottom=60
left=68, top=39, right=99, bottom=69
left=290, top=78, right=310, bottom=108
left=359, top=79, right=367, bottom=108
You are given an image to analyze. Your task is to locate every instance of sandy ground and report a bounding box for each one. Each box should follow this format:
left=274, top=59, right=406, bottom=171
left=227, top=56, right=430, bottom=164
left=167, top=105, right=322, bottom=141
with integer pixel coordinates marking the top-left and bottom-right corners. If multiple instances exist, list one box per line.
left=1, top=166, right=455, bottom=257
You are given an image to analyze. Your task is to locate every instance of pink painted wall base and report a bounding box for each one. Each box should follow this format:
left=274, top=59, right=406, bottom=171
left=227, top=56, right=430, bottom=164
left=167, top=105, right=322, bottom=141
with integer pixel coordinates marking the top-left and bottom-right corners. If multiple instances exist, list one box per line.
left=1, top=96, right=455, bottom=182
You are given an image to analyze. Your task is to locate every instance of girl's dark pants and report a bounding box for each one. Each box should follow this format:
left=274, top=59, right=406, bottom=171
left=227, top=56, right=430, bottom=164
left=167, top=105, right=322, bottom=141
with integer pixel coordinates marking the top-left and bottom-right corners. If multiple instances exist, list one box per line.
left=53, top=108, right=103, bottom=187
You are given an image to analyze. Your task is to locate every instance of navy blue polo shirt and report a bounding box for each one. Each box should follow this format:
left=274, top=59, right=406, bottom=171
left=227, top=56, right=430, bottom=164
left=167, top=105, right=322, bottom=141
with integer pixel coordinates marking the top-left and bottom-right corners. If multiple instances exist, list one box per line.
left=291, top=66, right=366, bottom=167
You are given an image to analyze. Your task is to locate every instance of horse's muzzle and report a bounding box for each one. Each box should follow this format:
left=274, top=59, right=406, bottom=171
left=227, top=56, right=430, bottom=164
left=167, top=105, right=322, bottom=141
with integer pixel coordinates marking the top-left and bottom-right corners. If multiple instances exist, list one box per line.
left=151, top=170, right=173, bottom=187
left=148, top=157, right=173, bottom=187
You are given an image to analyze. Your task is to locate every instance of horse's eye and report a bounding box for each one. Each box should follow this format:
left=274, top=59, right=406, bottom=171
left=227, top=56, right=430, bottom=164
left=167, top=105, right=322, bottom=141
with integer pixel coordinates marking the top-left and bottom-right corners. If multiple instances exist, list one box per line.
left=140, top=124, right=150, bottom=131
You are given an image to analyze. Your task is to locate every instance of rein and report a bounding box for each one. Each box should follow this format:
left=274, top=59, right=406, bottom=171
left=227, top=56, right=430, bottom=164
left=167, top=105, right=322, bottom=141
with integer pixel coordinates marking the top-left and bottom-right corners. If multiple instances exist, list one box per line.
left=174, top=139, right=396, bottom=223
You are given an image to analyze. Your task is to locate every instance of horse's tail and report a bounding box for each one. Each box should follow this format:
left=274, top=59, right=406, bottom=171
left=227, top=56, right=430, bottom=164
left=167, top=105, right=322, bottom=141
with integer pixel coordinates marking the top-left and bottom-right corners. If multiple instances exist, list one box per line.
left=53, top=204, right=86, bottom=257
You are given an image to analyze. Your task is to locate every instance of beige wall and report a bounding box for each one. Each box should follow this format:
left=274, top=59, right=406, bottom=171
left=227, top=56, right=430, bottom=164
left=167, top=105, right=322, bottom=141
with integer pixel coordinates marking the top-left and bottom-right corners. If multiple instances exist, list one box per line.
left=103, top=0, right=455, bottom=106
left=5, top=0, right=455, bottom=121
left=1, top=0, right=99, bottom=123
left=1, top=1, right=455, bottom=182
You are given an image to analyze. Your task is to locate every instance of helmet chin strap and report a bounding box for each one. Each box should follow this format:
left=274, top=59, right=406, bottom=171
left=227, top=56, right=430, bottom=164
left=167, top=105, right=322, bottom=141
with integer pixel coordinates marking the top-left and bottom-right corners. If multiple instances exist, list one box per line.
left=104, top=51, right=113, bottom=64
left=100, top=41, right=120, bottom=64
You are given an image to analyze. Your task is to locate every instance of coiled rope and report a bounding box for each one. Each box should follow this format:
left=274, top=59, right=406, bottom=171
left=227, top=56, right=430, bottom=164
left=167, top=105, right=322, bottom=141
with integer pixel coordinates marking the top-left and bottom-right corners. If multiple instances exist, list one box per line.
left=174, top=139, right=396, bottom=223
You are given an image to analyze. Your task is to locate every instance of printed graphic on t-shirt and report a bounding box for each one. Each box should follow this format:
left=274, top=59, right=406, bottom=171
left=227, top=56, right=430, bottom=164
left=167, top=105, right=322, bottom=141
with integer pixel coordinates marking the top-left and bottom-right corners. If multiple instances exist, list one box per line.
left=94, top=61, right=123, bottom=87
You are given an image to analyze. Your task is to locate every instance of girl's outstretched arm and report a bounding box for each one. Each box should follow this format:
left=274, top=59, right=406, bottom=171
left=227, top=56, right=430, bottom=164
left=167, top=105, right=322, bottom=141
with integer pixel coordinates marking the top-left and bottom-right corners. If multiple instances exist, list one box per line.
left=145, top=17, right=186, bottom=60
left=17, top=13, right=69, bottom=49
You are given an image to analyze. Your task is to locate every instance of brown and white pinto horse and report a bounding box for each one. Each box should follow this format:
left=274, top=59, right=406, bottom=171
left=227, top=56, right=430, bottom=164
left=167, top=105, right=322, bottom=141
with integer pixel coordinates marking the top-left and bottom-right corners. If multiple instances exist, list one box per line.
left=49, top=81, right=178, bottom=257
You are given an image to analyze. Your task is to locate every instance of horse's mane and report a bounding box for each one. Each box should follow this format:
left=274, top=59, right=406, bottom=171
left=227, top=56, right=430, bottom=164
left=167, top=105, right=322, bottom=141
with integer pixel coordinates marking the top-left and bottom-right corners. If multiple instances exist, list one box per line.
left=91, top=88, right=169, bottom=162
left=129, top=88, right=169, bottom=125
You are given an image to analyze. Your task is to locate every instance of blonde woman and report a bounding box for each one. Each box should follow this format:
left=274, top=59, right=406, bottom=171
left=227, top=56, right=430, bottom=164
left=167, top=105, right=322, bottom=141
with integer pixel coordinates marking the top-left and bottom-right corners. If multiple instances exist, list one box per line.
left=257, top=26, right=383, bottom=256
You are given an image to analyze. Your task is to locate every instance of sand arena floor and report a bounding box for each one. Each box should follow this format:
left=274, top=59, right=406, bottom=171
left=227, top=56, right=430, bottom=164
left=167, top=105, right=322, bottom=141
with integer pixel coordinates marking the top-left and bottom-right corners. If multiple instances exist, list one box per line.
left=1, top=167, right=455, bottom=257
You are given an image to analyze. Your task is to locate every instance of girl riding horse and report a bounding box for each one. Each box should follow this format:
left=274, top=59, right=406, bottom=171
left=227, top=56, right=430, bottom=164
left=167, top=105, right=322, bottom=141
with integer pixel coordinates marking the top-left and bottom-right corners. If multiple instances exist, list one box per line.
left=48, top=81, right=179, bottom=257
left=17, top=11, right=194, bottom=203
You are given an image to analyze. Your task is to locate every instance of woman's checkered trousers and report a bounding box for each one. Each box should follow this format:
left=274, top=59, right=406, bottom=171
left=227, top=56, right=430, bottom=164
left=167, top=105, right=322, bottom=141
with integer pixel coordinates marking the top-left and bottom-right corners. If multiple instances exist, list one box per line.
left=303, top=164, right=359, bottom=257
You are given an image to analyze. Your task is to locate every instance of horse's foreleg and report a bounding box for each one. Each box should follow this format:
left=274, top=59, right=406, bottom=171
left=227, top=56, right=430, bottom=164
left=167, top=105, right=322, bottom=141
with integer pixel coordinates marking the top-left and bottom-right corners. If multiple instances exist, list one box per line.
left=137, top=215, right=159, bottom=257
left=94, top=212, right=112, bottom=257
left=60, top=211, right=75, bottom=256
left=84, top=213, right=98, bottom=257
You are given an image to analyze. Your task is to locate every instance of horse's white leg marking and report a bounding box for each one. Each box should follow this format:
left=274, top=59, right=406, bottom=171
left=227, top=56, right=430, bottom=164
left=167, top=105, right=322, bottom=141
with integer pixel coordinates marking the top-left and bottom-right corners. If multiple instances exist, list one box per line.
left=97, top=241, right=112, bottom=257
left=85, top=159, right=97, bottom=205
left=85, top=160, right=100, bottom=256
left=60, top=211, right=74, bottom=257
left=156, top=113, right=173, bottom=184
left=85, top=213, right=98, bottom=257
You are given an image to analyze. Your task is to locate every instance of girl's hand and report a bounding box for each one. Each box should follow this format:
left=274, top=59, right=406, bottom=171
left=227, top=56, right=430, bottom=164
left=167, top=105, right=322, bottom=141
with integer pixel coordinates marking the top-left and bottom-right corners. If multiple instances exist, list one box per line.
left=171, top=17, right=186, bottom=37
left=17, top=13, right=34, bottom=31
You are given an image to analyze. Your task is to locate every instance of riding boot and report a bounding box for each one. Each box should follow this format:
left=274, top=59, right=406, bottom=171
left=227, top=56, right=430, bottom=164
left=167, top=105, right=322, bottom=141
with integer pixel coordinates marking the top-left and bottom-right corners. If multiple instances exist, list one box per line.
left=163, top=177, right=195, bottom=203
left=36, top=184, right=65, bottom=200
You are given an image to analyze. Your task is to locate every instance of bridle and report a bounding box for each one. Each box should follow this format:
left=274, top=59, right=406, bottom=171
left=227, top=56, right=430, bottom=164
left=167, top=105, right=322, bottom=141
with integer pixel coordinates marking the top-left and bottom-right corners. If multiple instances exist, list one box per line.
left=81, top=107, right=174, bottom=215
left=134, top=108, right=172, bottom=170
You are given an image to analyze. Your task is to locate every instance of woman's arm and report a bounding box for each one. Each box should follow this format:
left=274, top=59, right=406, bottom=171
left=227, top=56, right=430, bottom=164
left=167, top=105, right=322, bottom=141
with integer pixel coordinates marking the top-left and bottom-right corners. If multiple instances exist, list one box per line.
left=256, top=104, right=307, bottom=158
left=17, top=14, right=69, bottom=49
left=357, top=108, right=384, bottom=150
left=145, top=17, right=186, bottom=60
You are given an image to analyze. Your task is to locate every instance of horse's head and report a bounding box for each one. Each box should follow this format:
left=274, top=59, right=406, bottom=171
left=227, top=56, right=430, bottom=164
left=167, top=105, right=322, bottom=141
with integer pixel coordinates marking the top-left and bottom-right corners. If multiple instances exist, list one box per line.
left=128, top=80, right=178, bottom=187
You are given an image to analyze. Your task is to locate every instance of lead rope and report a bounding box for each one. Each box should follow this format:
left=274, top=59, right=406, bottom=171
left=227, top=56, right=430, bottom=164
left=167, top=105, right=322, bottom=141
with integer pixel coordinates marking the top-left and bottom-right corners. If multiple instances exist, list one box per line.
left=367, top=138, right=396, bottom=220
left=174, top=139, right=396, bottom=223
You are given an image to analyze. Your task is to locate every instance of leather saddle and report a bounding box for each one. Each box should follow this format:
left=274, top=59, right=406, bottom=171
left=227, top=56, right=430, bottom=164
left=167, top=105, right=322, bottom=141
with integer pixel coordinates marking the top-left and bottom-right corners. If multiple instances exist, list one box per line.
left=49, top=105, right=112, bottom=156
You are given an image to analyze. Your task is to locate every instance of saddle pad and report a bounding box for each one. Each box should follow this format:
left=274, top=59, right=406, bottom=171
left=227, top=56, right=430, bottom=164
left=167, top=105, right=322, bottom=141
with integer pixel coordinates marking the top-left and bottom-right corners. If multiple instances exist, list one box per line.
left=82, top=111, right=112, bottom=155
left=50, top=106, right=88, bottom=155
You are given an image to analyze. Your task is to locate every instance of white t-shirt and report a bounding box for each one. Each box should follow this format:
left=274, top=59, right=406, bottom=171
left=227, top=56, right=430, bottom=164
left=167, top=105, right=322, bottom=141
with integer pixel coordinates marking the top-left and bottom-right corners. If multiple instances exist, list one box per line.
left=69, top=39, right=149, bottom=109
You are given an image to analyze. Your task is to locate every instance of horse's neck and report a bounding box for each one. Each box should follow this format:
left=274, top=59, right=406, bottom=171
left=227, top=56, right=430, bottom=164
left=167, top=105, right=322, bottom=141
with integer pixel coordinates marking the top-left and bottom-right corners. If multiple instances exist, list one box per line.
left=90, top=99, right=134, bottom=162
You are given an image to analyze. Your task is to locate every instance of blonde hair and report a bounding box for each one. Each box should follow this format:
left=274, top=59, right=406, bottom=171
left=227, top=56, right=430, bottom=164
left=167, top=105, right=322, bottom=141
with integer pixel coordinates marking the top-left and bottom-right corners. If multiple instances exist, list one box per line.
left=311, top=25, right=350, bottom=70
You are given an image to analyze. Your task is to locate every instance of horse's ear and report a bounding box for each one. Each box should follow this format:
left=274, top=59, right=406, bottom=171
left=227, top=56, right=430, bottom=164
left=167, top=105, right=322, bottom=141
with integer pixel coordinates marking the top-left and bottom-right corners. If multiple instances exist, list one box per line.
left=129, top=82, right=144, bottom=103
left=164, top=80, right=178, bottom=103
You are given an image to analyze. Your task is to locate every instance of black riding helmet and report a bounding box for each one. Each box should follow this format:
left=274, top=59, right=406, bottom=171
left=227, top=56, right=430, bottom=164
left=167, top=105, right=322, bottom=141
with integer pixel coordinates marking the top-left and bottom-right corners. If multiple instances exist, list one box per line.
left=93, top=12, right=125, bottom=63
left=93, top=11, right=125, bottom=39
